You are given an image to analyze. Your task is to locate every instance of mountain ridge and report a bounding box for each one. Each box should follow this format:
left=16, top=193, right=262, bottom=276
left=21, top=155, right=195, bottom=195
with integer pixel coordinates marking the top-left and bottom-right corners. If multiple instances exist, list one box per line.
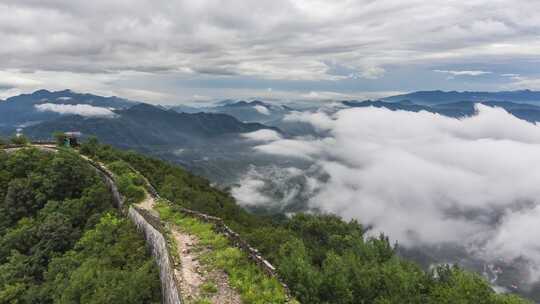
left=23, top=102, right=278, bottom=148
left=382, top=89, right=540, bottom=105
left=343, top=99, right=540, bottom=122
left=0, top=89, right=136, bottom=131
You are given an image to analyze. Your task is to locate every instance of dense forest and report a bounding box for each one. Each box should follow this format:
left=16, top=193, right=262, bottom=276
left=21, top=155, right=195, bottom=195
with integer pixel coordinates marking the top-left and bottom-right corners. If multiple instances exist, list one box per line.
left=0, top=144, right=161, bottom=303
left=74, top=137, right=531, bottom=304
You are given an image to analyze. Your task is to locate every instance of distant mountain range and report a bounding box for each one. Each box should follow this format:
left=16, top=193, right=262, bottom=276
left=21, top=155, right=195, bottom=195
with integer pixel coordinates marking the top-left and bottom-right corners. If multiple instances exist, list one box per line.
left=382, top=90, right=540, bottom=105
left=5, top=88, right=540, bottom=198
left=343, top=99, right=540, bottom=122
left=171, top=100, right=293, bottom=123
left=168, top=99, right=318, bottom=136
left=0, top=90, right=276, bottom=150
left=0, top=89, right=134, bottom=132
left=4, top=89, right=540, bottom=140
left=24, top=103, right=275, bottom=148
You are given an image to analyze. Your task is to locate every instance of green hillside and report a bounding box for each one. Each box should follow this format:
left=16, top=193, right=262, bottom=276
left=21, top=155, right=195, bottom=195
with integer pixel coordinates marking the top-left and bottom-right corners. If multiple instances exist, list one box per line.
left=75, top=138, right=532, bottom=304
left=0, top=147, right=161, bottom=303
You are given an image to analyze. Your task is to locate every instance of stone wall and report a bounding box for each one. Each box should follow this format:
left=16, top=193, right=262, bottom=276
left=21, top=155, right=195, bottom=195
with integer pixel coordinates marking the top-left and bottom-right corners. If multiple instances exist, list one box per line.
left=88, top=158, right=182, bottom=304
left=3, top=144, right=182, bottom=303
left=7, top=144, right=288, bottom=303
left=145, top=183, right=292, bottom=299
left=85, top=159, right=124, bottom=210
left=128, top=206, right=182, bottom=304
left=178, top=206, right=283, bottom=277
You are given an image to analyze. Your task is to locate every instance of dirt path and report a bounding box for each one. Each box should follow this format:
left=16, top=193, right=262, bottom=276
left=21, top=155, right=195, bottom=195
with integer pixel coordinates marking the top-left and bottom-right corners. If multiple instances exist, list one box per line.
left=138, top=194, right=156, bottom=213
left=4, top=145, right=243, bottom=303
left=172, top=230, right=203, bottom=300
left=136, top=193, right=241, bottom=304
left=171, top=229, right=242, bottom=304
left=3, top=145, right=58, bottom=154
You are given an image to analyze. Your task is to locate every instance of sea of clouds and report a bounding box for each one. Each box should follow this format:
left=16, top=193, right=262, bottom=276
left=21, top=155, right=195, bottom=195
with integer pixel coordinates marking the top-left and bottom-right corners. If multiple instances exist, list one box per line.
left=35, top=103, right=116, bottom=118
left=234, top=104, right=540, bottom=284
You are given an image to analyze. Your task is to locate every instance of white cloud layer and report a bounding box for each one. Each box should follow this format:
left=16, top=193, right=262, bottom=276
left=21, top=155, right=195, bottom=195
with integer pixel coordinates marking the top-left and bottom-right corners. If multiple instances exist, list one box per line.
left=253, top=105, right=270, bottom=115
left=236, top=104, right=540, bottom=282
left=242, top=129, right=282, bottom=142
left=35, top=103, right=116, bottom=117
left=433, top=69, right=492, bottom=76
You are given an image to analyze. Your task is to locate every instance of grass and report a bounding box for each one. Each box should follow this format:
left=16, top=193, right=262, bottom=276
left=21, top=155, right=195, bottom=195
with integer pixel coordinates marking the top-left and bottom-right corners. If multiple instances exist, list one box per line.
left=200, top=281, right=218, bottom=295
left=155, top=202, right=290, bottom=304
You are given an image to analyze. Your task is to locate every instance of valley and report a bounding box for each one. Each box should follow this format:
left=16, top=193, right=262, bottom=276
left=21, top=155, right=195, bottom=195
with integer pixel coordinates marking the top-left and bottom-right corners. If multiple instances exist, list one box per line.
left=2, top=89, right=540, bottom=302
left=3, top=1, right=539, bottom=302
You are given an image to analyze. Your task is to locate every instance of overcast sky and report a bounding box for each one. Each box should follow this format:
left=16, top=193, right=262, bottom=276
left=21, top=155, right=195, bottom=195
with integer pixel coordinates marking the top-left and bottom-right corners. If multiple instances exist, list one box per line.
left=1, top=0, right=539, bottom=104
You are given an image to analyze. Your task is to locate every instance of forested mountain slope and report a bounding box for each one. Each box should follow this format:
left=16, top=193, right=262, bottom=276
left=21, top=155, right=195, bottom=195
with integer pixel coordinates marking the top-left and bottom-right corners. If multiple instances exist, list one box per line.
left=343, top=99, right=540, bottom=122
left=0, top=89, right=134, bottom=131
left=382, top=90, right=540, bottom=105
left=23, top=103, right=277, bottom=149
left=75, top=138, right=532, bottom=304
left=0, top=147, right=161, bottom=303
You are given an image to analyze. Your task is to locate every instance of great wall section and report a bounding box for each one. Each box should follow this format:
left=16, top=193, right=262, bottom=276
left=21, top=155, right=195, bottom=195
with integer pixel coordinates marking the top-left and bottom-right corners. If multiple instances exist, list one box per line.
left=85, top=153, right=183, bottom=304
left=2, top=143, right=292, bottom=304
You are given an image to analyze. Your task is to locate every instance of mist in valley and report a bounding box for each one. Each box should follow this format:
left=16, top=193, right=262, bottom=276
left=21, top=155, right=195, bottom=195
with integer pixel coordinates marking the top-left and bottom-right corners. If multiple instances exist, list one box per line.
left=229, top=104, right=540, bottom=298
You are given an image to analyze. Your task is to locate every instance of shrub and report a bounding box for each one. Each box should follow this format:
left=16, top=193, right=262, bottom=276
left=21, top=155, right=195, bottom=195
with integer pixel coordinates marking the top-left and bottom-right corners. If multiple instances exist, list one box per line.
left=79, top=136, right=99, bottom=157
left=10, top=135, right=28, bottom=145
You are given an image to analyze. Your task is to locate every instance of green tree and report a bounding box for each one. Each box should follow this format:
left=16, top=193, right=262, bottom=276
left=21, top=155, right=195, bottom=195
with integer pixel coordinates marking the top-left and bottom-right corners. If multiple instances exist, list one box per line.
left=79, top=136, right=100, bottom=158
left=69, top=138, right=536, bottom=304
left=278, top=239, right=322, bottom=303
left=3, top=178, right=43, bottom=226
left=45, top=214, right=161, bottom=304
left=426, top=265, right=531, bottom=304
left=0, top=149, right=161, bottom=303
left=10, top=135, right=28, bottom=145
left=320, top=252, right=353, bottom=303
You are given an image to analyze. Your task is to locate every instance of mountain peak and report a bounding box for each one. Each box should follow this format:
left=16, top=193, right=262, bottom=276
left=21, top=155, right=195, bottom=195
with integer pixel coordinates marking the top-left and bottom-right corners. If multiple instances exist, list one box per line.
left=32, top=89, right=52, bottom=95
left=383, top=90, right=540, bottom=105
left=127, top=102, right=162, bottom=112
left=249, top=100, right=267, bottom=106
left=224, top=100, right=270, bottom=108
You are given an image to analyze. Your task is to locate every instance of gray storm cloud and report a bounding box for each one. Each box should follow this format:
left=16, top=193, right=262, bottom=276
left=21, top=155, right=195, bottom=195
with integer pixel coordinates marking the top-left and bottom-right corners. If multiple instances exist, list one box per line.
left=235, top=104, right=540, bottom=282
left=35, top=103, right=116, bottom=117
left=2, top=0, right=540, bottom=100
left=3, top=0, right=539, bottom=78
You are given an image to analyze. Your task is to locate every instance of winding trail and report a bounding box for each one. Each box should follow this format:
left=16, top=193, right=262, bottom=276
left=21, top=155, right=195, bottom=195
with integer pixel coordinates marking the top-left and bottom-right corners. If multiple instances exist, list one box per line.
left=2, top=144, right=182, bottom=303
left=136, top=190, right=241, bottom=304
left=3, top=144, right=287, bottom=304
